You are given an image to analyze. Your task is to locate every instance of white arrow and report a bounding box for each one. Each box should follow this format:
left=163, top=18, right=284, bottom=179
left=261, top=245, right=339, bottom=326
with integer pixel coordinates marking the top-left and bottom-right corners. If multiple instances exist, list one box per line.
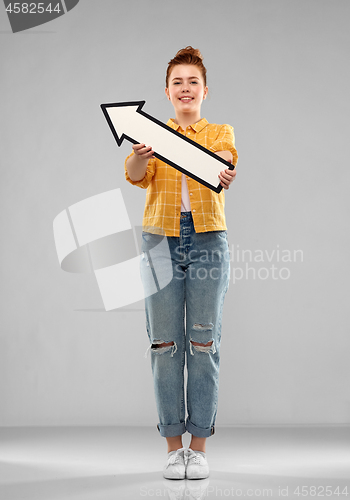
left=100, top=101, right=234, bottom=193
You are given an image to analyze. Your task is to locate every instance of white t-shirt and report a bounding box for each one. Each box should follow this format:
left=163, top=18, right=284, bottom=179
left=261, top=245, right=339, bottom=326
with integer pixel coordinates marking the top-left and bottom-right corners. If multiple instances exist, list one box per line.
left=181, top=174, right=192, bottom=212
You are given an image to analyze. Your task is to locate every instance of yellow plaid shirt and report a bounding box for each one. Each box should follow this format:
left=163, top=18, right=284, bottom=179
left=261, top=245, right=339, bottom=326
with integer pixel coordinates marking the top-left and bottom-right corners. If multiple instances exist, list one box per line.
left=124, top=117, right=238, bottom=237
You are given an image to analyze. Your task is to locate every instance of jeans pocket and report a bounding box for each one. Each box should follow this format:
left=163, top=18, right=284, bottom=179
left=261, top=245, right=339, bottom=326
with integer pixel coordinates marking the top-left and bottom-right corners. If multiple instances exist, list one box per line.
left=142, top=231, right=151, bottom=241
left=216, top=230, right=228, bottom=246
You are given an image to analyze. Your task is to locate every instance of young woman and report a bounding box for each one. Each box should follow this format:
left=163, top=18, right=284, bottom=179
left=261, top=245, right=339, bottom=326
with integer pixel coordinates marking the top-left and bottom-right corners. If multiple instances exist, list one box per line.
left=125, top=47, right=238, bottom=480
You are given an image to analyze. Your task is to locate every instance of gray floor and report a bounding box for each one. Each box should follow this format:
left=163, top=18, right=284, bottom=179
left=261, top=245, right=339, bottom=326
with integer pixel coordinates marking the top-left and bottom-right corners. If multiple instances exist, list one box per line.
left=0, top=426, right=349, bottom=499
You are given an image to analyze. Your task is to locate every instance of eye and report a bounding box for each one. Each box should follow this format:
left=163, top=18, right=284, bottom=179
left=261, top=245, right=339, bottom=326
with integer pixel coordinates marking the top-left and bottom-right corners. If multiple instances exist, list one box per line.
left=191, top=81, right=198, bottom=84
left=173, top=82, right=180, bottom=85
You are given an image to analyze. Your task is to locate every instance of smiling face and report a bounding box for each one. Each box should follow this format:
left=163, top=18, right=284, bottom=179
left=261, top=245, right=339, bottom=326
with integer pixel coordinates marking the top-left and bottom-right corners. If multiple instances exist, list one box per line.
left=165, top=64, right=208, bottom=123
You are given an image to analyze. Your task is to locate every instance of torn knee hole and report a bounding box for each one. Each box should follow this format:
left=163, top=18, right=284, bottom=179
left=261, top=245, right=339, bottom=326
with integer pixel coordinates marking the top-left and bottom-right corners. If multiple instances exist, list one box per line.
left=192, top=323, right=214, bottom=332
left=151, top=341, right=174, bottom=349
left=150, top=340, right=177, bottom=356
left=191, top=340, right=213, bottom=347
left=190, top=339, right=216, bottom=355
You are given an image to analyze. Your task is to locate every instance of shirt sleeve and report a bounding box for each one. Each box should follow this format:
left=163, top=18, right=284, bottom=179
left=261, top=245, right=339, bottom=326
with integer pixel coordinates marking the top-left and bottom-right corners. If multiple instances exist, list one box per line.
left=208, top=124, right=239, bottom=166
left=124, top=151, right=157, bottom=189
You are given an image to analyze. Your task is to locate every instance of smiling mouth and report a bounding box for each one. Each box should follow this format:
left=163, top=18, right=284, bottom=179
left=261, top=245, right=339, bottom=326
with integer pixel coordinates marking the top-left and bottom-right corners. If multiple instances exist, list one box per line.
left=179, top=97, right=193, bottom=102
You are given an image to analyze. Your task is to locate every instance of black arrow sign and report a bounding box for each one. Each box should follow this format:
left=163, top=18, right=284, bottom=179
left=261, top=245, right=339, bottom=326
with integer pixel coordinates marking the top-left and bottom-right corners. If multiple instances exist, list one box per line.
left=101, top=101, right=234, bottom=193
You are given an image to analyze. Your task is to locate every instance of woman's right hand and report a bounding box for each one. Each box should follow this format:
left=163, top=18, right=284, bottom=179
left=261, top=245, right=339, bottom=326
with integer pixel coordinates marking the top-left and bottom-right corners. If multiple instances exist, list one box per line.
left=133, top=143, right=155, bottom=159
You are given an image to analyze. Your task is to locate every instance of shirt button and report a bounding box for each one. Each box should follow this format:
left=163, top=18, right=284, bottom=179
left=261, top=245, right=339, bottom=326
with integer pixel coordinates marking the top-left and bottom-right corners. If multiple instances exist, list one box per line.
left=190, top=193, right=193, bottom=196
left=193, top=209, right=196, bottom=213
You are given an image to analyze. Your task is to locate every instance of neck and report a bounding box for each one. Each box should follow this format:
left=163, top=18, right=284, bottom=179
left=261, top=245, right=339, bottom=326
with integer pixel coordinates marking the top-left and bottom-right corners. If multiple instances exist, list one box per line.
left=174, top=111, right=202, bottom=131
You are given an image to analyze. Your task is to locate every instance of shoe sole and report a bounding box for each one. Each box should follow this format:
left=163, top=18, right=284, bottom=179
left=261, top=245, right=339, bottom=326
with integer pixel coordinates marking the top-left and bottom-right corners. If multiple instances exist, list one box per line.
left=186, top=474, right=210, bottom=479
left=163, top=473, right=186, bottom=480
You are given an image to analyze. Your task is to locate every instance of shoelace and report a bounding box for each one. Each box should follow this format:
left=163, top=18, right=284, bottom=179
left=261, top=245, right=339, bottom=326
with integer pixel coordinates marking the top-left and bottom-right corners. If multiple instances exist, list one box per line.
left=168, top=446, right=187, bottom=465
left=185, top=448, right=203, bottom=464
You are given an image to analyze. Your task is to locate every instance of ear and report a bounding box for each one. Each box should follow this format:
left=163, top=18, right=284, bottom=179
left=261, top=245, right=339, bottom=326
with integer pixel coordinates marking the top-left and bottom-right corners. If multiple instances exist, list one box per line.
left=203, top=85, right=208, bottom=100
left=165, top=88, right=170, bottom=101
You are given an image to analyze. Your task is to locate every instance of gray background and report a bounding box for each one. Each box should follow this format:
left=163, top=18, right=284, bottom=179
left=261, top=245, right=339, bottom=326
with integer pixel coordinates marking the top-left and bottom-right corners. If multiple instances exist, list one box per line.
left=1, top=0, right=349, bottom=427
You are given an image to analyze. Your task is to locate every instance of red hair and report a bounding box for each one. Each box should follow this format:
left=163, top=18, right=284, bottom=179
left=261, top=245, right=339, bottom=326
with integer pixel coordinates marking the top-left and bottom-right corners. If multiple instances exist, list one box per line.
left=166, top=46, right=207, bottom=87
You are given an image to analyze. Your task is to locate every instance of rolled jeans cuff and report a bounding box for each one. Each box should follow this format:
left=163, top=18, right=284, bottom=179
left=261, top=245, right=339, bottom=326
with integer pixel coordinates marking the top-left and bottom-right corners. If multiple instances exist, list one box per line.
left=157, top=422, right=186, bottom=438
left=186, top=418, right=215, bottom=438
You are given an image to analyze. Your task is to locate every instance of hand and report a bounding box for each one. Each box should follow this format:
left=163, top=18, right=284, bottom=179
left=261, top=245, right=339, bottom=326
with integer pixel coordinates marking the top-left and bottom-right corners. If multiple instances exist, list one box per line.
left=218, top=168, right=236, bottom=190
left=132, top=143, right=155, bottom=159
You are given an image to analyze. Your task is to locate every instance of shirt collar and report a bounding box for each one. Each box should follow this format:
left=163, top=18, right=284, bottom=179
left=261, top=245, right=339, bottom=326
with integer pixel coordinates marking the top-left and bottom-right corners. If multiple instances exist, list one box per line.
left=166, top=117, right=209, bottom=133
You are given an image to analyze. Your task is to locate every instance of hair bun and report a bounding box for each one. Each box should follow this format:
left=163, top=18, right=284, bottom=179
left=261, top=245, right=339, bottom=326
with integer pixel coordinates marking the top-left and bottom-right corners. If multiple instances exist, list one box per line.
left=175, top=46, right=203, bottom=61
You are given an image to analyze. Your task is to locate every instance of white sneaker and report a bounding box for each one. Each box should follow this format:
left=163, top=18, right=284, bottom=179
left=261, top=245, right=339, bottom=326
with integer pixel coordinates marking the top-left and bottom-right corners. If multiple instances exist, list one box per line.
left=185, top=449, right=210, bottom=479
left=163, top=447, right=186, bottom=479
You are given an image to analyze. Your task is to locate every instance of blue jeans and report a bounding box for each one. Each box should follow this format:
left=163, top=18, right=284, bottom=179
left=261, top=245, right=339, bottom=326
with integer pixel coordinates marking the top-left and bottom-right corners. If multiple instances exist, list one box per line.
left=140, top=212, right=230, bottom=438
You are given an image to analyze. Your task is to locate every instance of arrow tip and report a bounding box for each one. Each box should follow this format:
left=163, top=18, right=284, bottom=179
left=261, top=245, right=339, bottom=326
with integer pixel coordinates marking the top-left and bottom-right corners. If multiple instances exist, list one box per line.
left=100, top=101, right=146, bottom=147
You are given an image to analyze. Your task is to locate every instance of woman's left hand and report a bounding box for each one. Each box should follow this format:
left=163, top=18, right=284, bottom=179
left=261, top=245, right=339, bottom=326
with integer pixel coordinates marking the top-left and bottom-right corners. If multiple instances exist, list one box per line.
left=218, top=168, right=236, bottom=190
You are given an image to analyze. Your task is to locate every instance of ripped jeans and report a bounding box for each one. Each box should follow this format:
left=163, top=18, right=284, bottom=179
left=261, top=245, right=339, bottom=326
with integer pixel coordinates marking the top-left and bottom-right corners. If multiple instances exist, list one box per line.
left=140, top=212, right=230, bottom=438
